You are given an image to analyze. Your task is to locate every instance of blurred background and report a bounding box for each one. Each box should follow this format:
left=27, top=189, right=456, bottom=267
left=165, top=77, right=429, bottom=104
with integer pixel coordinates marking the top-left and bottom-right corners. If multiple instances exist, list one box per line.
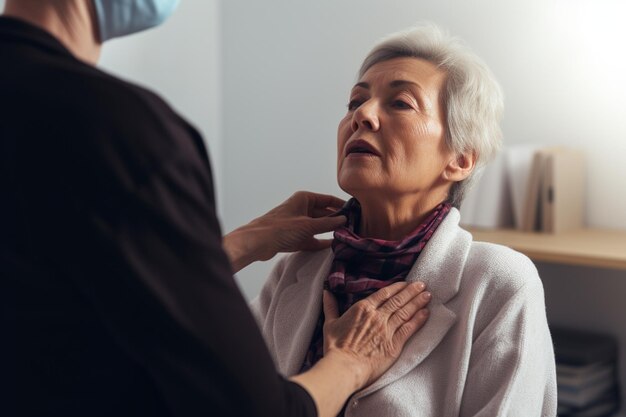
left=87, top=0, right=626, bottom=298
left=3, top=0, right=626, bottom=414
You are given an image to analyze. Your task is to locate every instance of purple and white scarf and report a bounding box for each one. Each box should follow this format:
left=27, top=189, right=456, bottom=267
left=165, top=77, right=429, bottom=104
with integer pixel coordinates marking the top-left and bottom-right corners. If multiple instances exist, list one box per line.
left=300, top=198, right=451, bottom=372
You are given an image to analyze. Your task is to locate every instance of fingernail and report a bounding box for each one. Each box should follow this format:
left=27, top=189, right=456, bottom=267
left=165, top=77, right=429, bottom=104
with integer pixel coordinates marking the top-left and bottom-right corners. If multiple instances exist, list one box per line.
left=422, top=291, right=432, bottom=300
left=420, top=308, right=430, bottom=318
left=414, top=281, right=426, bottom=291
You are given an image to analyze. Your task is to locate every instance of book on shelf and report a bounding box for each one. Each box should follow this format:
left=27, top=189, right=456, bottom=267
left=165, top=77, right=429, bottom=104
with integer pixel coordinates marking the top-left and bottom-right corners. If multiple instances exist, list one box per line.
left=558, top=389, right=620, bottom=417
left=558, top=375, right=617, bottom=408
left=558, top=362, right=614, bottom=388
left=504, top=144, right=544, bottom=230
left=515, top=146, right=546, bottom=231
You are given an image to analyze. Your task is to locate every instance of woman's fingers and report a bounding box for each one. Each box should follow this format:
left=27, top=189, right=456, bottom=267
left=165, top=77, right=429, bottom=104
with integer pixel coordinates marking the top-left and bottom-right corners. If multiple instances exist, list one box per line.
left=359, top=281, right=431, bottom=335
left=392, top=307, right=430, bottom=347
left=369, top=281, right=426, bottom=312
left=359, top=281, right=411, bottom=309
left=379, top=281, right=426, bottom=314
left=387, top=289, right=431, bottom=331
left=307, top=215, right=347, bottom=236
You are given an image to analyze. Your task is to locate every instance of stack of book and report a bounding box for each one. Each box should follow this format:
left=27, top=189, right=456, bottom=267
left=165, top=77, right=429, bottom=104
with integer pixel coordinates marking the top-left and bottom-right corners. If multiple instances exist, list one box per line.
left=552, top=326, right=620, bottom=416
left=460, top=144, right=585, bottom=233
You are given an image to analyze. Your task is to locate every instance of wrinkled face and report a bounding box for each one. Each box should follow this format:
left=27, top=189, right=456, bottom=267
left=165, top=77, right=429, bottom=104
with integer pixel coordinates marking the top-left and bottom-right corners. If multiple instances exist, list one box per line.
left=337, top=57, right=453, bottom=201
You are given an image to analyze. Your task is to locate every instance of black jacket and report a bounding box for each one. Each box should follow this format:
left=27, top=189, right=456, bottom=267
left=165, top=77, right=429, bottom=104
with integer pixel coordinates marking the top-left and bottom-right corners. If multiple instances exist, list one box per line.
left=0, top=17, right=315, bottom=417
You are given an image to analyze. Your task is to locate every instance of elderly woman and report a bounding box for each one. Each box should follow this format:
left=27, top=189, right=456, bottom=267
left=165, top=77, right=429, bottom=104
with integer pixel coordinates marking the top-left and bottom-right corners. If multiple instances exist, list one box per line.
left=252, top=23, right=557, bottom=416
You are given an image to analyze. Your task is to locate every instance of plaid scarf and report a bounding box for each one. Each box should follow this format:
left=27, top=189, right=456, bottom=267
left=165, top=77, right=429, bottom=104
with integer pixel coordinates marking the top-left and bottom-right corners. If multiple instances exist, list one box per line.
left=300, top=198, right=451, bottom=373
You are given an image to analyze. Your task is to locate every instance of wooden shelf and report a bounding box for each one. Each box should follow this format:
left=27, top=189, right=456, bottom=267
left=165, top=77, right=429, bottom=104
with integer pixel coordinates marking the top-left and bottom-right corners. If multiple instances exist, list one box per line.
left=466, top=227, right=626, bottom=271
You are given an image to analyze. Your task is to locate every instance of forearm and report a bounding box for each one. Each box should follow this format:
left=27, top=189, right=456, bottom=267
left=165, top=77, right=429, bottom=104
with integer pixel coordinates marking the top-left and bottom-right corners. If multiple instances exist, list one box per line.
left=289, top=351, right=365, bottom=417
left=222, top=227, right=259, bottom=273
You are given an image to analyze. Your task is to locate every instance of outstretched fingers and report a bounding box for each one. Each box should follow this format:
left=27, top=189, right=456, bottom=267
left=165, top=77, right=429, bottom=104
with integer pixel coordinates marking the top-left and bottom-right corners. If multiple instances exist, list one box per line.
left=362, top=282, right=413, bottom=309
left=392, top=307, right=430, bottom=347
left=367, top=281, right=431, bottom=341
left=377, top=281, right=427, bottom=315
left=386, top=286, right=431, bottom=330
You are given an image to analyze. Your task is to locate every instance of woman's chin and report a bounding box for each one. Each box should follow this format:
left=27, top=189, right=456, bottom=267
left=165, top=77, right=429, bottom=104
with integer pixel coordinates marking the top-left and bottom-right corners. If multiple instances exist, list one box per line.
left=338, top=179, right=379, bottom=200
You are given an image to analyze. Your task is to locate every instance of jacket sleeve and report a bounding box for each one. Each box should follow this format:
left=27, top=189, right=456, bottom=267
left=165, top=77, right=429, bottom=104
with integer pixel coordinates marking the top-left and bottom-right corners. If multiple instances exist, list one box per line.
left=459, top=277, right=558, bottom=417
left=64, top=98, right=317, bottom=417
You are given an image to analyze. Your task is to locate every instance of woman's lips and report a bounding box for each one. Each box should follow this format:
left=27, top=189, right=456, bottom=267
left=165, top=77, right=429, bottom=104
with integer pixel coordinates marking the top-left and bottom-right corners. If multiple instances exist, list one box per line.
left=345, top=139, right=380, bottom=157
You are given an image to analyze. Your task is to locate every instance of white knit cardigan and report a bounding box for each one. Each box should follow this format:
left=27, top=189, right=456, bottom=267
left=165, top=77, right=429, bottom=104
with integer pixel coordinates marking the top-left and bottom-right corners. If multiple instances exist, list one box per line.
left=251, top=208, right=557, bottom=416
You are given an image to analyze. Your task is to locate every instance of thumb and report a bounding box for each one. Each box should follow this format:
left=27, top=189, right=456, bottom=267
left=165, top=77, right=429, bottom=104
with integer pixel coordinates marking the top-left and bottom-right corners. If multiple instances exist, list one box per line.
left=323, top=290, right=339, bottom=321
left=310, top=215, right=347, bottom=235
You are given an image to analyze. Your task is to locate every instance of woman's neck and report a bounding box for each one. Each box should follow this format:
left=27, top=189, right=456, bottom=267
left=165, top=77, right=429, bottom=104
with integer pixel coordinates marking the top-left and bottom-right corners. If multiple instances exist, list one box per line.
left=356, top=192, right=448, bottom=241
left=4, top=0, right=101, bottom=64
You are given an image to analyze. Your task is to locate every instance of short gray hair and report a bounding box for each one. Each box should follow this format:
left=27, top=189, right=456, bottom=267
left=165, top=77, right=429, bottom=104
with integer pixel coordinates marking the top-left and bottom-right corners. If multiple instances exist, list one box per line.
left=359, top=23, right=503, bottom=208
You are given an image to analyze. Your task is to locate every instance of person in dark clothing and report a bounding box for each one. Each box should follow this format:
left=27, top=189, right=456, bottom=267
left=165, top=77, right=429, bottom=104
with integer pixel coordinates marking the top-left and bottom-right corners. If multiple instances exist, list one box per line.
left=0, top=1, right=432, bottom=417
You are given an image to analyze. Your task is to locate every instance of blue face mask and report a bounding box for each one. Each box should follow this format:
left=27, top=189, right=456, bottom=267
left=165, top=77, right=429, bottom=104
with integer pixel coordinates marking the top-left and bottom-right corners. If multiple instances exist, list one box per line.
left=92, top=0, right=181, bottom=42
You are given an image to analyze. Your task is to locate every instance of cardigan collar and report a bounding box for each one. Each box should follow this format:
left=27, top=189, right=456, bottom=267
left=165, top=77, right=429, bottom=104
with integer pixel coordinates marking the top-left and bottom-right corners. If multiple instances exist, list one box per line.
left=271, top=208, right=472, bottom=398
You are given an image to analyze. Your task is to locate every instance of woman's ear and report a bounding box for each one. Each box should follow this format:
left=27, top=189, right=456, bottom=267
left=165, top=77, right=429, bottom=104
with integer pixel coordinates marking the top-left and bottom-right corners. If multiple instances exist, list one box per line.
left=443, top=152, right=476, bottom=182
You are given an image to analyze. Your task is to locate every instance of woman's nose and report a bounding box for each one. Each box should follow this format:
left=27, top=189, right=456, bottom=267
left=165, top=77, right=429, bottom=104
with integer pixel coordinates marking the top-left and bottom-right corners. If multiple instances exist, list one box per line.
left=351, top=102, right=380, bottom=132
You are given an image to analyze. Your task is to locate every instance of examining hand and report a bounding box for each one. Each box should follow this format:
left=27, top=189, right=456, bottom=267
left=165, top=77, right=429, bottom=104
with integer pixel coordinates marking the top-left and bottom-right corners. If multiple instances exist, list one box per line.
left=290, top=281, right=431, bottom=417
left=223, top=191, right=347, bottom=272
left=322, top=281, right=431, bottom=386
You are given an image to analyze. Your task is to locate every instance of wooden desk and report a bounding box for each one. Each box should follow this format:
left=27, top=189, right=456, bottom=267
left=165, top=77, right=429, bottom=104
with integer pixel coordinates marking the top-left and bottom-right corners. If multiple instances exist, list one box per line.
left=466, top=228, right=626, bottom=271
